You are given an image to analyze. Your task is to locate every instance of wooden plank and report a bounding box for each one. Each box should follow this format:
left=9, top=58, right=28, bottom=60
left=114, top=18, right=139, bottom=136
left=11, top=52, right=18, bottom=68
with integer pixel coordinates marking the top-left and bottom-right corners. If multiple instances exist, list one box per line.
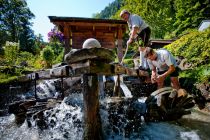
left=67, top=22, right=125, bottom=27
left=50, top=65, right=70, bottom=77
left=17, top=60, right=149, bottom=82
left=18, top=75, right=33, bottom=82
left=37, top=70, right=51, bottom=79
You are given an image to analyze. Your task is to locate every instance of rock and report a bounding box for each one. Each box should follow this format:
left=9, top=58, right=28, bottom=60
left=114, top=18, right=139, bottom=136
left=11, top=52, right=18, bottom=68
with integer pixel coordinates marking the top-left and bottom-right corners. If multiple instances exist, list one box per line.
left=82, top=38, right=101, bottom=48
left=65, top=38, right=115, bottom=64
left=65, top=47, right=115, bottom=64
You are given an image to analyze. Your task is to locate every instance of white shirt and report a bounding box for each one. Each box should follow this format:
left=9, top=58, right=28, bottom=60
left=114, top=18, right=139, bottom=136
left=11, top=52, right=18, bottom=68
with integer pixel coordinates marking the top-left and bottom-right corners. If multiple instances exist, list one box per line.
left=128, top=14, right=149, bottom=33
left=147, top=49, right=177, bottom=72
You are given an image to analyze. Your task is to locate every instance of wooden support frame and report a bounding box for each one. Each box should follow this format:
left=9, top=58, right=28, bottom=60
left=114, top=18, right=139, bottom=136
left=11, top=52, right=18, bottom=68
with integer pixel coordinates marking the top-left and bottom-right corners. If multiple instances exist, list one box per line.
left=17, top=60, right=149, bottom=82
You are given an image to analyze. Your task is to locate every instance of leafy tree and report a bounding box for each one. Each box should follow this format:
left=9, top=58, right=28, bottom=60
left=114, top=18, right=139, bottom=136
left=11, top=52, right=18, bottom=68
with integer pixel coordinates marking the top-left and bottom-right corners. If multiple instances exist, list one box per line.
left=0, top=0, right=35, bottom=53
left=98, top=0, right=210, bottom=38
left=33, top=34, right=46, bottom=55
left=92, top=0, right=124, bottom=19
left=16, top=51, right=35, bottom=67
left=173, top=0, right=210, bottom=35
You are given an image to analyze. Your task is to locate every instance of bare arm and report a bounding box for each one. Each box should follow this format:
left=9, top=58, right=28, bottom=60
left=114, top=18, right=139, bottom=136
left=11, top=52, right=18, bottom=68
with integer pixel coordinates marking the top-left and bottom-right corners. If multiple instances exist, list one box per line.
left=156, top=65, right=175, bottom=82
left=161, top=65, right=175, bottom=78
left=151, top=68, right=157, bottom=83
left=127, top=27, right=139, bottom=45
left=130, top=27, right=139, bottom=39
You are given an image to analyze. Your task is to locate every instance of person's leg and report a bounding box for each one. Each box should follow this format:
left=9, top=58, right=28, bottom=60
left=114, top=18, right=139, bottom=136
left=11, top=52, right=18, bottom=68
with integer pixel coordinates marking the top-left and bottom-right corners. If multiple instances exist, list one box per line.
left=138, top=27, right=151, bottom=70
left=170, top=77, right=180, bottom=90
left=157, top=70, right=166, bottom=89
left=169, top=67, right=180, bottom=90
left=157, top=80, right=164, bottom=89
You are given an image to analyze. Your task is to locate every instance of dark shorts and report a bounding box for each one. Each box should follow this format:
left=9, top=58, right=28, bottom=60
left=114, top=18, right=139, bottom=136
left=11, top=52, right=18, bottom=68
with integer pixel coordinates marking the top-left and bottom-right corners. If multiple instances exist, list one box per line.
left=158, top=67, right=180, bottom=77
left=137, top=27, right=151, bottom=46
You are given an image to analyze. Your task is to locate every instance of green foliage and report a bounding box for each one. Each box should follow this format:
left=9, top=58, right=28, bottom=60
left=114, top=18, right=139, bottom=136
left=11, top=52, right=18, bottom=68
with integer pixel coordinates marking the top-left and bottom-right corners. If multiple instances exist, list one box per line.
left=98, top=0, right=210, bottom=39
left=165, top=28, right=210, bottom=83
left=0, top=73, right=18, bottom=84
left=33, top=34, right=46, bottom=55
left=33, top=56, right=44, bottom=69
left=53, top=49, right=64, bottom=64
left=15, top=51, right=35, bottom=67
left=0, top=0, right=35, bottom=52
left=48, top=42, right=63, bottom=56
left=173, top=0, right=210, bottom=35
left=123, top=58, right=134, bottom=68
left=40, top=46, right=55, bottom=68
left=179, top=64, right=210, bottom=83
left=3, top=41, right=19, bottom=65
left=165, top=27, right=210, bottom=66
left=92, top=0, right=124, bottom=19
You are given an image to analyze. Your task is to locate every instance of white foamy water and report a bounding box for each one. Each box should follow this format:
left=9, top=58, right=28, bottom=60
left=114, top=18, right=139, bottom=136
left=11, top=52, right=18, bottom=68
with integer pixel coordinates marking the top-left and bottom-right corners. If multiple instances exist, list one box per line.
left=1, top=79, right=209, bottom=140
left=180, top=131, right=201, bottom=140
left=0, top=98, right=208, bottom=140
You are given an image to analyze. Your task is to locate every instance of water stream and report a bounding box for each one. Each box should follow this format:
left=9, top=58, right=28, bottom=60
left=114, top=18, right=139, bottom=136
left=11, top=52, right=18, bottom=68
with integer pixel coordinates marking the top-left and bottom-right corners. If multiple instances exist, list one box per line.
left=0, top=80, right=209, bottom=140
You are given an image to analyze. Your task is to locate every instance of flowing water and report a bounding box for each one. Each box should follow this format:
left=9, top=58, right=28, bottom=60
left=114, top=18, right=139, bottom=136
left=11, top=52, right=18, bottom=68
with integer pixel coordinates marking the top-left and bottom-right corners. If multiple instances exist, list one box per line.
left=0, top=80, right=209, bottom=140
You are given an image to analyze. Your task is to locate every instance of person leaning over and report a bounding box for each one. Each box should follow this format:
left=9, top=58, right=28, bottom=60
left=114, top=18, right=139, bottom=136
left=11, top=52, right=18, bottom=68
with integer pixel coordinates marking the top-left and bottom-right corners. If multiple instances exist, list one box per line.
left=120, top=9, right=151, bottom=70
left=144, top=47, right=181, bottom=90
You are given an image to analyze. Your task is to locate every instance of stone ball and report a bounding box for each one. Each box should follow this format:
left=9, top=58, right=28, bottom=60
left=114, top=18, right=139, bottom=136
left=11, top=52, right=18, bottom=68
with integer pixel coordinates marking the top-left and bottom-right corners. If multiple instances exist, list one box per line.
left=82, top=38, right=101, bottom=48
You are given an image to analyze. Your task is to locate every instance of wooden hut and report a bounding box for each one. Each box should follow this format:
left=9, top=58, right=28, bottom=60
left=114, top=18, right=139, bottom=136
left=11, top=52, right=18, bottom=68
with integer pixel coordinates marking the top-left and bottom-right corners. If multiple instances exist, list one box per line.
left=48, top=16, right=127, bottom=62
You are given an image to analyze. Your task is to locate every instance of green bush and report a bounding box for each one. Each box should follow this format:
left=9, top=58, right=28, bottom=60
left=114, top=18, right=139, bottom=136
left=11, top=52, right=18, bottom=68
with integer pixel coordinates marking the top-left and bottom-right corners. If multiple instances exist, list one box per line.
left=0, top=73, right=18, bottom=84
left=179, top=64, right=210, bottom=83
left=123, top=58, right=134, bottom=68
left=165, top=27, right=210, bottom=66
left=165, top=27, right=210, bottom=83
left=3, top=41, right=19, bottom=65
left=40, top=46, right=54, bottom=68
left=53, top=49, right=64, bottom=64
left=16, top=51, right=35, bottom=67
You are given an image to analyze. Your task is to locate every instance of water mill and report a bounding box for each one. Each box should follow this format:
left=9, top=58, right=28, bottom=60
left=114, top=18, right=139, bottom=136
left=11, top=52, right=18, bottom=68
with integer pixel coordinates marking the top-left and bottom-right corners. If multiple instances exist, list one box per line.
left=1, top=7, right=210, bottom=140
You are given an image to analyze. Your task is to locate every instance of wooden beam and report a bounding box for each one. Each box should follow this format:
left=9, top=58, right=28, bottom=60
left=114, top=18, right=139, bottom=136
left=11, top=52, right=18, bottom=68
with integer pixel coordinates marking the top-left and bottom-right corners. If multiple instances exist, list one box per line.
left=63, top=24, right=70, bottom=55
left=17, top=60, right=149, bottom=82
left=117, top=25, right=124, bottom=62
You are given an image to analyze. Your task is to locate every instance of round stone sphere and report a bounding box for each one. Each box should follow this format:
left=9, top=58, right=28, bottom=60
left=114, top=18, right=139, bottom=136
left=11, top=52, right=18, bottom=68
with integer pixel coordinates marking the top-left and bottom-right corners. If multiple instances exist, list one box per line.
left=82, top=38, right=101, bottom=48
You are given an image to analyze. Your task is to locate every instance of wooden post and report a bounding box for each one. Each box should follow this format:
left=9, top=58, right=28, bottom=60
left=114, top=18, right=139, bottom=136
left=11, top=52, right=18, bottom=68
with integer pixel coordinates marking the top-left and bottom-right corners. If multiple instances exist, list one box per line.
left=82, top=74, right=103, bottom=140
left=63, top=24, right=70, bottom=55
left=113, top=25, right=124, bottom=96
left=117, top=25, right=123, bottom=63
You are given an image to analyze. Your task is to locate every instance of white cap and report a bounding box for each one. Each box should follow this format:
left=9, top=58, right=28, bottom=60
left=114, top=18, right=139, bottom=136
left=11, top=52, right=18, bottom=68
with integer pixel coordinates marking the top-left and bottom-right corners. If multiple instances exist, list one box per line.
left=82, top=38, right=101, bottom=48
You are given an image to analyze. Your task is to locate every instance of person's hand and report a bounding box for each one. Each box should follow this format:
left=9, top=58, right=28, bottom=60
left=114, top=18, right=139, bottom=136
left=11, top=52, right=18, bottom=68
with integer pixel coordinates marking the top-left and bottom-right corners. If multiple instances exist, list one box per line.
left=151, top=73, right=157, bottom=83
left=156, top=75, right=165, bottom=83
left=126, top=38, right=133, bottom=46
left=139, top=47, right=145, bottom=52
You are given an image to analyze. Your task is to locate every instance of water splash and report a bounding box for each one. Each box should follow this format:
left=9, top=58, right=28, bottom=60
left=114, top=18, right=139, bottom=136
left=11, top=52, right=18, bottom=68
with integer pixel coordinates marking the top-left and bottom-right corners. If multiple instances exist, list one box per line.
left=0, top=79, right=209, bottom=139
left=33, top=95, right=84, bottom=140
left=21, top=79, right=61, bottom=100
left=180, top=131, right=201, bottom=140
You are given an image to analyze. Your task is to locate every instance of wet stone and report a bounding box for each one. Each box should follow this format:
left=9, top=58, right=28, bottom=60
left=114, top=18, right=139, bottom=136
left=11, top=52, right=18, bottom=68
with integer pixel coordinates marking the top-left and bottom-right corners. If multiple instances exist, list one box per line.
left=65, top=47, right=115, bottom=64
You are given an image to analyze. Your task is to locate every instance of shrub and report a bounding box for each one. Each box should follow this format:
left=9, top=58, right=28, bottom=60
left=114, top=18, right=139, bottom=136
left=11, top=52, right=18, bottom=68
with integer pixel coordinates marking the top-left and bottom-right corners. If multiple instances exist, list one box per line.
left=40, top=46, right=54, bottom=68
left=3, top=41, right=19, bottom=65
left=16, top=51, right=35, bottom=67
left=165, top=27, right=210, bottom=83
left=165, top=27, right=210, bottom=67
left=53, top=49, right=64, bottom=64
